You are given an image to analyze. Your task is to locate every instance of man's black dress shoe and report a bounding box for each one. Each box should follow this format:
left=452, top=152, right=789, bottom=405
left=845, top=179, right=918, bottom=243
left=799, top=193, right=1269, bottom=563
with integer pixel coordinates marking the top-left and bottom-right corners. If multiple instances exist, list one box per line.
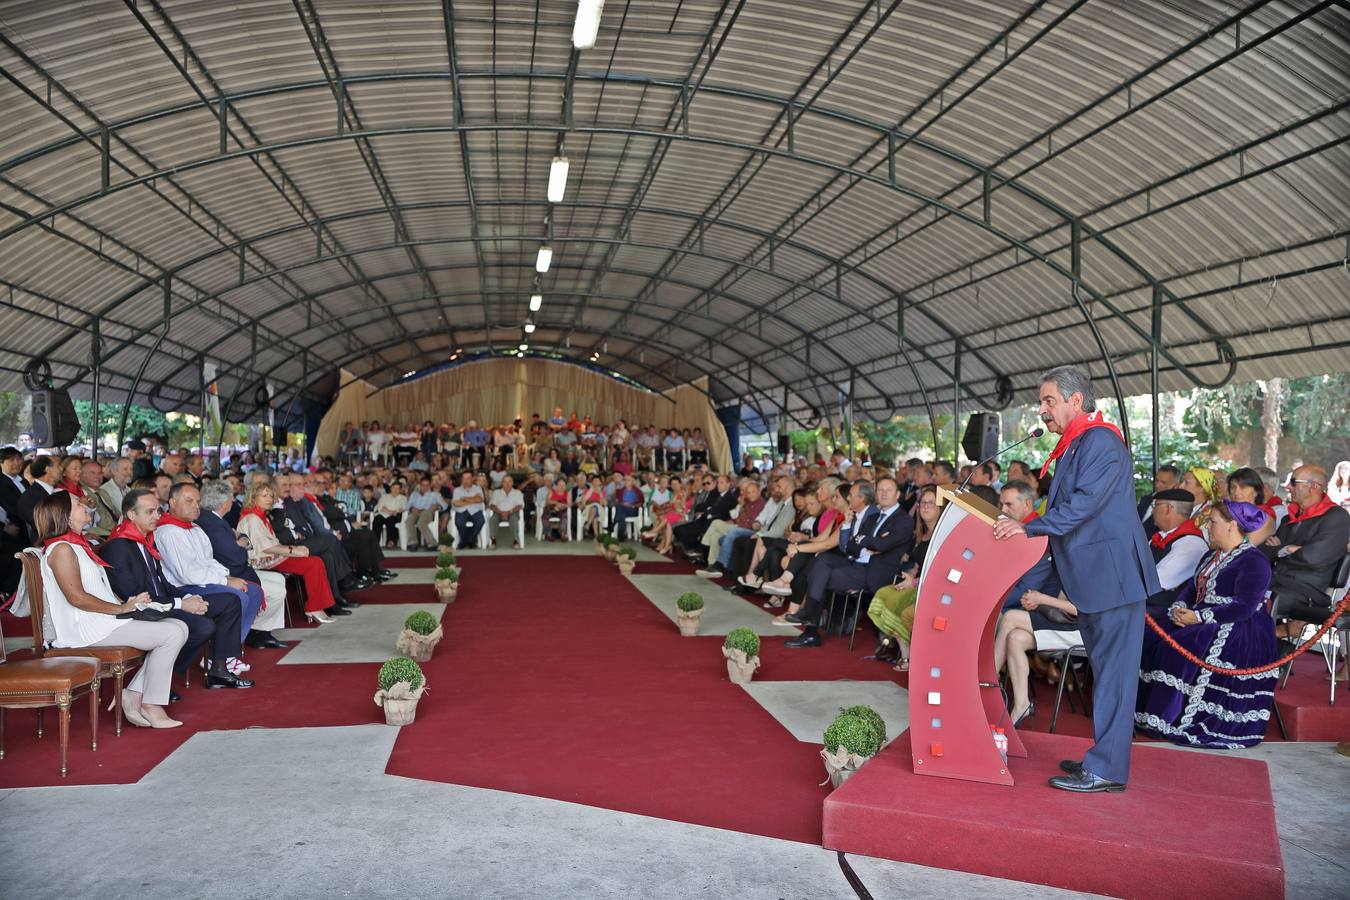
left=785, top=632, right=822, bottom=648
left=169, top=691, right=181, bottom=703
left=245, top=631, right=287, bottom=649
left=1047, top=770, right=1125, bottom=793
left=783, top=612, right=805, bottom=624
left=337, top=598, right=362, bottom=609
left=204, top=671, right=255, bottom=689
left=326, top=605, right=353, bottom=616
left=1059, top=759, right=1083, bottom=775
left=377, top=571, right=398, bottom=581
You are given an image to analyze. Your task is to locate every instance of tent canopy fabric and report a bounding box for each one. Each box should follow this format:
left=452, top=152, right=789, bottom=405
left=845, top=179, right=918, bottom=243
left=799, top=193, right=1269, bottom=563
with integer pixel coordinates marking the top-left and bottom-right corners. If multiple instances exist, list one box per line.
left=0, top=1, right=1346, bottom=427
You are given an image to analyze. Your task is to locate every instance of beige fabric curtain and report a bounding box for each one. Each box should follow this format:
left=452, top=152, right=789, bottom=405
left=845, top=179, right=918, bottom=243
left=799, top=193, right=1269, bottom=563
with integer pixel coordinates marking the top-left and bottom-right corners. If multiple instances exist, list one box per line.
left=316, top=360, right=731, bottom=471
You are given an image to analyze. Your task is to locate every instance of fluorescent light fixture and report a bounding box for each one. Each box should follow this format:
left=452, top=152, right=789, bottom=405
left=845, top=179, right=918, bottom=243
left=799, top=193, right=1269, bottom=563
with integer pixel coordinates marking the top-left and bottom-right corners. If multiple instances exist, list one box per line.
left=547, top=156, right=570, bottom=203
left=524, top=322, right=536, bottom=334
left=519, top=343, right=529, bottom=351
left=535, top=246, right=552, bottom=273
left=517, top=351, right=525, bottom=358
left=529, top=293, right=543, bottom=312
left=572, top=0, right=604, bottom=50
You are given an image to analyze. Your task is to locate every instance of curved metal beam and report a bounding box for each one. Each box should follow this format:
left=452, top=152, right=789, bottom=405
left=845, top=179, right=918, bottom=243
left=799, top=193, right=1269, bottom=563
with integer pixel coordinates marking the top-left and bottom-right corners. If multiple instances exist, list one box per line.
left=4, top=116, right=1218, bottom=394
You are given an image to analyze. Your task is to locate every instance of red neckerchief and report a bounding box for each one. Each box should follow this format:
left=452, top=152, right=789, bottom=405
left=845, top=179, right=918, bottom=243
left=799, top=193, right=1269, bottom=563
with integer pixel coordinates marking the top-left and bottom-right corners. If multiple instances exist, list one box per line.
left=303, top=492, right=326, bottom=510
left=1039, top=412, right=1125, bottom=479
left=57, top=479, right=84, bottom=497
left=156, top=514, right=194, bottom=530
left=1260, top=496, right=1284, bottom=519
left=1287, top=495, right=1337, bottom=523
left=42, top=530, right=112, bottom=568
left=239, top=507, right=275, bottom=534
left=108, top=519, right=161, bottom=560
left=1151, top=518, right=1203, bottom=550
left=1021, top=511, right=1040, bottom=524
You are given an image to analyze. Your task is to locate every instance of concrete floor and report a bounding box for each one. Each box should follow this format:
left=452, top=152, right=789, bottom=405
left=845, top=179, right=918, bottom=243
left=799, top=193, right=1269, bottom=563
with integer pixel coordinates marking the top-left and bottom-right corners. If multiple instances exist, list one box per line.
left=3, top=550, right=1348, bottom=899
left=626, top=572, right=787, bottom=636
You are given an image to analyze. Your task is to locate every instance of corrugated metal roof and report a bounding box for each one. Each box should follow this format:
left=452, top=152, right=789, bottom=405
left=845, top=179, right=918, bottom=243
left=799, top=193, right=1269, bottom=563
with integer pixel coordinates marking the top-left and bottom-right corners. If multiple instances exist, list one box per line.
left=0, top=0, right=1346, bottom=426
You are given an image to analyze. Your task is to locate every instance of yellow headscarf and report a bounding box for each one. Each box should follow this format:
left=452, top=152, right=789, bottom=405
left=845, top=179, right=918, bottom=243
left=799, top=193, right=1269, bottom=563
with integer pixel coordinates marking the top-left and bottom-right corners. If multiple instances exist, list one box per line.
left=1189, top=466, right=1217, bottom=502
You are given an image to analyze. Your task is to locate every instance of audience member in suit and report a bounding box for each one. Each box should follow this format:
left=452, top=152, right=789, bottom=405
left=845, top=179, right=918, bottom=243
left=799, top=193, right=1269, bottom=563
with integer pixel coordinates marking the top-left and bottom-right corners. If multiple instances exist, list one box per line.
left=80, top=458, right=117, bottom=537
left=281, top=474, right=371, bottom=590
left=0, top=447, right=28, bottom=594
left=196, top=480, right=287, bottom=649
left=786, top=477, right=915, bottom=648
left=18, top=454, right=61, bottom=541
left=1261, top=464, right=1350, bottom=644
left=154, top=482, right=264, bottom=668
left=673, top=474, right=738, bottom=554
left=127, top=439, right=155, bottom=482
left=309, top=470, right=390, bottom=581
left=993, top=366, right=1159, bottom=794
left=1137, top=465, right=1182, bottom=536
left=100, top=489, right=253, bottom=688
left=270, top=473, right=359, bottom=610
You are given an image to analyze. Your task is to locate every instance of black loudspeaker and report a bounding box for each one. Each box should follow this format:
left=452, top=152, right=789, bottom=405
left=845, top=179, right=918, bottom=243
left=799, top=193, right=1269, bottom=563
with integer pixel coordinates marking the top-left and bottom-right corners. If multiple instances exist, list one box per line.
left=273, top=427, right=289, bottom=448
left=31, top=388, right=80, bottom=447
left=777, top=434, right=790, bottom=455
left=961, top=412, right=999, bottom=463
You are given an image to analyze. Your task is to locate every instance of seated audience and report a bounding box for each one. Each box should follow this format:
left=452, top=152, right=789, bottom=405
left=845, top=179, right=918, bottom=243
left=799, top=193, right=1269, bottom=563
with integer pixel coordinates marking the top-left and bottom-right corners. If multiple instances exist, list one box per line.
left=154, top=482, right=264, bottom=673
left=373, top=480, right=407, bottom=548
left=197, top=480, right=287, bottom=649
left=696, top=479, right=764, bottom=570
left=1142, top=488, right=1211, bottom=612
left=451, top=471, right=486, bottom=549
left=238, top=480, right=342, bottom=624
left=786, top=477, right=914, bottom=649
left=487, top=475, right=524, bottom=549
left=1136, top=500, right=1278, bottom=747
left=100, top=488, right=253, bottom=688
left=406, top=476, right=447, bottom=550
left=271, top=473, right=361, bottom=612
left=1261, top=464, right=1350, bottom=645
left=37, top=490, right=190, bottom=727
left=1225, top=467, right=1277, bottom=545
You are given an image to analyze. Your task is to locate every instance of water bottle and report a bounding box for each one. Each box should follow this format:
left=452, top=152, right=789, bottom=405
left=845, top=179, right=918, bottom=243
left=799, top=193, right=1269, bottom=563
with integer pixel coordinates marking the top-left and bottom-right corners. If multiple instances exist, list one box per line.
left=992, top=727, right=1009, bottom=765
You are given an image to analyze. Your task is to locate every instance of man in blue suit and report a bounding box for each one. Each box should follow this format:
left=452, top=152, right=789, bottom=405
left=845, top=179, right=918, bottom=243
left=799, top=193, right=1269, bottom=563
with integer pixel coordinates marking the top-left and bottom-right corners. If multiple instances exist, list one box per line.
left=993, top=366, right=1159, bottom=793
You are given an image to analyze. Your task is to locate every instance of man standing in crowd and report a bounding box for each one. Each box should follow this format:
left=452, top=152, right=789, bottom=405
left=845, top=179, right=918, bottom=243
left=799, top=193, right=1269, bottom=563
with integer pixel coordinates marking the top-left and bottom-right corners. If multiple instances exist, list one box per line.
left=993, top=366, right=1158, bottom=794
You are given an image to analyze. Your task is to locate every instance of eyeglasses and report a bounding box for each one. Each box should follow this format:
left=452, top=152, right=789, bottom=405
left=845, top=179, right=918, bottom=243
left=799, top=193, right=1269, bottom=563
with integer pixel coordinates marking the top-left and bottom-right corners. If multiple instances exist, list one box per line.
left=1288, top=479, right=1324, bottom=487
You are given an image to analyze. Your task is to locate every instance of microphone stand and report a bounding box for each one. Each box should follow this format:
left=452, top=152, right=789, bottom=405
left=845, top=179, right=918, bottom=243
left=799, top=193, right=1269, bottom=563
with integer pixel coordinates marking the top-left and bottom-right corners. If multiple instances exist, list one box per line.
left=957, top=428, right=1046, bottom=492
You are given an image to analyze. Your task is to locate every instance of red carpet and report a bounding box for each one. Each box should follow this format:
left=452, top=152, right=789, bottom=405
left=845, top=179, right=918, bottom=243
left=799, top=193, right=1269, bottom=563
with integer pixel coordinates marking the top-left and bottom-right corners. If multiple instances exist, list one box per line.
left=824, top=730, right=1283, bottom=899
left=386, top=554, right=879, bottom=844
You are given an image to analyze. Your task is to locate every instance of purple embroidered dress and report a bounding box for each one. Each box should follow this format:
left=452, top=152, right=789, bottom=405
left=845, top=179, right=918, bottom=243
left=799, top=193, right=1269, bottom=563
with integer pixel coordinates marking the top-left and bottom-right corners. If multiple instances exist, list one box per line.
left=1135, top=543, right=1278, bottom=748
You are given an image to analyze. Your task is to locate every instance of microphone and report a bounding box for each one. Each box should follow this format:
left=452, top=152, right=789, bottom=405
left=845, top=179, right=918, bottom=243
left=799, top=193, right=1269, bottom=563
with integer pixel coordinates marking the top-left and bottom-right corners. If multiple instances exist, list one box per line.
left=958, top=427, right=1045, bottom=492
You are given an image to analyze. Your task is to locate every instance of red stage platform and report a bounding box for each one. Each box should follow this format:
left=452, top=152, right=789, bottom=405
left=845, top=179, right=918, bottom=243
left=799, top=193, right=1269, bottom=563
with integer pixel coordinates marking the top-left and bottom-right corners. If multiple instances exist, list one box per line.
left=824, top=730, right=1283, bottom=900
left=1275, top=654, right=1350, bottom=741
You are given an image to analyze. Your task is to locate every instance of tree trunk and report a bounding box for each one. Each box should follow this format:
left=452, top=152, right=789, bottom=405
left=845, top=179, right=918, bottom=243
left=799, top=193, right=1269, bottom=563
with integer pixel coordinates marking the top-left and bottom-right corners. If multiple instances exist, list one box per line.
left=1260, top=378, right=1282, bottom=471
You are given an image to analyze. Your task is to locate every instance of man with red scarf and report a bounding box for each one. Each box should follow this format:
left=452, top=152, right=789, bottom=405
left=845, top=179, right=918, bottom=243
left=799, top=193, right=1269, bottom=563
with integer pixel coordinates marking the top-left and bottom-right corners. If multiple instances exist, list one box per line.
left=1143, top=488, right=1210, bottom=613
left=993, top=366, right=1159, bottom=794
left=1262, top=464, right=1350, bottom=640
left=100, top=488, right=253, bottom=689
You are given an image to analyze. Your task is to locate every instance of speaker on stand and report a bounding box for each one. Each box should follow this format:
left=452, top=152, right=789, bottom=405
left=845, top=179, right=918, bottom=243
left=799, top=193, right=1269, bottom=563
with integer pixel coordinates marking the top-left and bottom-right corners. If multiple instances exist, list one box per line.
left=24, top=358, right=80, bottom=449
left=961, top=412, right=1000, bottom=463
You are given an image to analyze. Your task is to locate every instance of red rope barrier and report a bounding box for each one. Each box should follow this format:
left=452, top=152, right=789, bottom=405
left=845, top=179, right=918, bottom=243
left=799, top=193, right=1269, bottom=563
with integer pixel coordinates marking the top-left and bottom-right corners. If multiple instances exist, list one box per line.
left=1143, top=595, right=1350, bottom=676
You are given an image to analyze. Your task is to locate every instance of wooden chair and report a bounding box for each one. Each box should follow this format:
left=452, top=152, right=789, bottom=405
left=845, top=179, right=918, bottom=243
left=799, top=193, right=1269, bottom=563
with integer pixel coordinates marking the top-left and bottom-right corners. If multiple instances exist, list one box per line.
left=18, top=549, right=146, bottom=736
left=0, top=655, right=101, bottom=777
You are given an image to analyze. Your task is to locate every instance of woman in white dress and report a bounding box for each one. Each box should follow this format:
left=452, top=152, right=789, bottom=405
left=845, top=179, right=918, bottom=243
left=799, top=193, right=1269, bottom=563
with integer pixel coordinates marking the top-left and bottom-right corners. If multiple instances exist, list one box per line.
left=366, top=420, right=387, bottom=466
left=37, top=490, right=189, bottom=729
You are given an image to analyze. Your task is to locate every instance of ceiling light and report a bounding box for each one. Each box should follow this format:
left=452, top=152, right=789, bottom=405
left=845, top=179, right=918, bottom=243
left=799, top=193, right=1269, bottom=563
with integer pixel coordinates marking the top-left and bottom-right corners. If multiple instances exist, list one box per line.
left=529, top=293, right=542, bottom=312
left=572, top=0, right=604, bottom=50
left=519, top=343, right=529, bottom=351
left=524, top=322, right=536, bottom=334
left=517, top=351, right=525, bottom=358
left=547, top=156, right=570, bottom=203
left=535, top=246, right=552, bottom=273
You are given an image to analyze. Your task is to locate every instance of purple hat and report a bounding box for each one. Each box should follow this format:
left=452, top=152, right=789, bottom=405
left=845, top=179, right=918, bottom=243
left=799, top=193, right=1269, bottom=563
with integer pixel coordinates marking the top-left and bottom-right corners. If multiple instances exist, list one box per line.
left=1222, top=500, right=1267, bottom=534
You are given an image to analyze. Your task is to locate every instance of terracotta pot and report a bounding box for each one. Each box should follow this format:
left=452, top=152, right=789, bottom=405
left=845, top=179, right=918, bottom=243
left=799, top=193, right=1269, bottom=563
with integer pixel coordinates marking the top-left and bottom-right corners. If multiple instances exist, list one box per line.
left=604, top=547, right=619, bottom=562
left=434, top=579, right=458, bottom=603
left=396, top=624, right=444, bottom=662
left=723, top=645, right=761, bottom=684
left=374, top=679, right=427, bottom=726
left=617, top=559, right=636, bottom=575
left=437, top=542, right=455, bottom=554
left=676, top=607, right=703, bottom=636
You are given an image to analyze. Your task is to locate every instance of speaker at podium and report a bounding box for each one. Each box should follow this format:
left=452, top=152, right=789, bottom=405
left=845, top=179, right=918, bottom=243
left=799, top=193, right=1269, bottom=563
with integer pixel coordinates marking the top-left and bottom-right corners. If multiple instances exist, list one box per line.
left=961, top=412, right=999, bottom=463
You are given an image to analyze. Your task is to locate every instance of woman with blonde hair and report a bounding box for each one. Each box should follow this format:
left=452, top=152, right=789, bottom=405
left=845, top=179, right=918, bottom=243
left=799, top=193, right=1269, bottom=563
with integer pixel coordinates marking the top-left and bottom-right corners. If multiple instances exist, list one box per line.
left=236, top=480, right=339, bottom=625
left=1181, top=465, right=1219, bottom=529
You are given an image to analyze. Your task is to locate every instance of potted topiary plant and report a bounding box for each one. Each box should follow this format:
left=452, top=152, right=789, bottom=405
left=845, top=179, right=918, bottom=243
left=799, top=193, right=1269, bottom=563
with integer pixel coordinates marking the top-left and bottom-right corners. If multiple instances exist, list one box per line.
left=437, top=528, right=456, bottom=554
left=601, top=534, right=619, bottom=562
left=434, top=565, right=459, bottom=603
left=675, top=591, right=704, bottom=636
left=594, top=531, right=610, bottom=556
left=374, top=656, right=427, bottom=725
left=722, top=627, right=761, bottom=683
left=820, top=706, right=886, bottom=788
left=616, top=545, right=637, bottom=575
left=436, top=549, right=458, bottom=573
left=396, top=610, right=444, bottom=662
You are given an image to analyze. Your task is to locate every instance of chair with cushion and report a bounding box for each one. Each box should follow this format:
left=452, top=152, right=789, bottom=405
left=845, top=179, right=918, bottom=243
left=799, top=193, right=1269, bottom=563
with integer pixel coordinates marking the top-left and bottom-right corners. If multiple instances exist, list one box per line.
left=18, top=549, right=145, bottom=736
left=0, top=655, right=101, bottom=777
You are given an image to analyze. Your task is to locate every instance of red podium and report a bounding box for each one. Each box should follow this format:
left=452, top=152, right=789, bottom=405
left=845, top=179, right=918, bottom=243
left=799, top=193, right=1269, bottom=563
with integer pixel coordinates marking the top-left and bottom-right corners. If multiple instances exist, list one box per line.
left=907, top=486, right=1047, bottom=785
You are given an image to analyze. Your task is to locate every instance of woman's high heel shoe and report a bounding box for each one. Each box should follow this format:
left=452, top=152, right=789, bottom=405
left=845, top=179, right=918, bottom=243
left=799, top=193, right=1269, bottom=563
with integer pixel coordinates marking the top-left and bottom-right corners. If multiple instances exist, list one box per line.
left=1011, top=703, right=1037, bottom=728
left=121, top=691, right=153, bottom=728
left=307, top=611, right=336, bottom=624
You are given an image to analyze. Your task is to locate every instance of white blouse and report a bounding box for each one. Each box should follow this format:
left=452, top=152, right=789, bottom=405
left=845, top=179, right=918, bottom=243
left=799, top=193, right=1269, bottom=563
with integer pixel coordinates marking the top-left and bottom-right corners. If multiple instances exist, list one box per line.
left=41, top=541, right=127, bottom=648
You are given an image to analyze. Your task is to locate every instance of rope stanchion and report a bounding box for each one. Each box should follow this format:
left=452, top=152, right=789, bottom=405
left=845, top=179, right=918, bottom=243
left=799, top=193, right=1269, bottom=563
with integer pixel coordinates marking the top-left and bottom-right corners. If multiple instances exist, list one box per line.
left=1144, top=595, right=1350, bottom=676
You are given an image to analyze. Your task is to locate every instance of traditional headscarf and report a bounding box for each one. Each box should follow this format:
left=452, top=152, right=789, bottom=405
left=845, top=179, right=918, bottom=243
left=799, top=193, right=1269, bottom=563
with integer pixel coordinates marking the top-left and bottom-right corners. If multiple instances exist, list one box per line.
left=1189, top=466, right=1217, bottom=502
left=1221, top=500, right=1267, bottom=534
